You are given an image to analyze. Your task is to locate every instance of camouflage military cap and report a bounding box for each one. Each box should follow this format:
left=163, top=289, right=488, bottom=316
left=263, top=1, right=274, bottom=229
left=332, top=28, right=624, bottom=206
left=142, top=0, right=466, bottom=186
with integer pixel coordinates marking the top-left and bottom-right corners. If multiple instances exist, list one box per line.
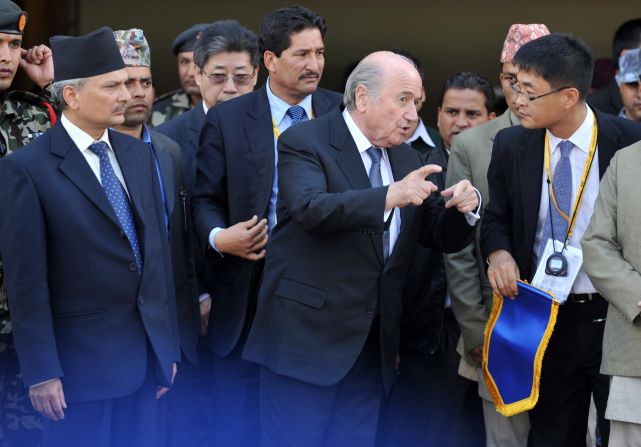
left=0, top=0, right=27, bottom=35
left=172, top=23, right=208, bottom=55
left=616, top=48, right=641, bottom=85
left=114, top=28, right=151, bottom=67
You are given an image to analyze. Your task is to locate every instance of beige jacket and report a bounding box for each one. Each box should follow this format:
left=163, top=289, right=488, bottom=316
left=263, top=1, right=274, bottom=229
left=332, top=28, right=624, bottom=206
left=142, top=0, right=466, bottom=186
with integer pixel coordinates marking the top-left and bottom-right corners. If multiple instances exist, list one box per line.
left=582, top=140, right=641, bottom=377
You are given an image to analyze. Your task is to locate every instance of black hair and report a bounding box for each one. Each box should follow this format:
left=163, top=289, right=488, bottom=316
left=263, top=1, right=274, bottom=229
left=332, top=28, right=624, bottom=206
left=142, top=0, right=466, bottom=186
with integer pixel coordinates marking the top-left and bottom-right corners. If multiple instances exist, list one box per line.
left=259, top=5, right=327, bottom=57
left=438, top=71, right=495, bottom=113
left=513, top=33, right=593, bottom=101
left=390, top=49, right=424, bottom=81
left=194, top=20, right=260, bottom=69
left=612, top=18, right=641, bottom=67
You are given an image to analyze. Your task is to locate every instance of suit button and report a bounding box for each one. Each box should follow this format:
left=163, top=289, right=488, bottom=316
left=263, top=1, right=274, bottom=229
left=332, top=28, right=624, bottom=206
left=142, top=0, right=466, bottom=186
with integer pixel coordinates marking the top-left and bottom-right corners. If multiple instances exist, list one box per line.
left=137, top=296, right=144, bottom=305
left=367, top=306, right=376, bottom=314
left=129, top=262, right=137, bottom=272
left=120, top=230, right=126, bottom=239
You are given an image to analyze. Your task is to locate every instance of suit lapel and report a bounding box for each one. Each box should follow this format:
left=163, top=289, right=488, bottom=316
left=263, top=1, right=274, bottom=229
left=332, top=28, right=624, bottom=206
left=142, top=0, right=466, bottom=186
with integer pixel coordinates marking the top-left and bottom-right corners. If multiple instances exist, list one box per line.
left=189, top=105, right=205, bottom=153
left=150, top=132, right=175, bottom=216
left=245, top=87, right=276, bottom=202
left=594, top=109, right=622, bottom=177
left=109, top=130, right=146, bottom=232
left=311, top=89, right=337, bottom=117
left=518, top=129, right=545, bottom=256
left=53, top=125, right=122, bottom=229
left=328, top=110, right=385, bottom=264
left=386, top=144, right=419, bottom=267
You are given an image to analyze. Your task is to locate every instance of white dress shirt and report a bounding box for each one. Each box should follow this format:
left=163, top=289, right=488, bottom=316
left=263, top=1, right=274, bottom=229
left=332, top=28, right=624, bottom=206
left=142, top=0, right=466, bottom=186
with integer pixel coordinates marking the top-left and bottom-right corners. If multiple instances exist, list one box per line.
left=406, top=118, right=437, bottom=148
left=533, top=104, right=599, bottom=294
left=60, top=113, right=129, bottom=196
left=342, top=108, right=401, bottom=253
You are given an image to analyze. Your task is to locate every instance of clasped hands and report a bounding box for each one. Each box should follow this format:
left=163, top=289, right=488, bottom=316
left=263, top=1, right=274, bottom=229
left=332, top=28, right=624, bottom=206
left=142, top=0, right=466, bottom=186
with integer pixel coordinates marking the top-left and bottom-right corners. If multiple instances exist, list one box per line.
left=385, top=164, right=479, bottom=213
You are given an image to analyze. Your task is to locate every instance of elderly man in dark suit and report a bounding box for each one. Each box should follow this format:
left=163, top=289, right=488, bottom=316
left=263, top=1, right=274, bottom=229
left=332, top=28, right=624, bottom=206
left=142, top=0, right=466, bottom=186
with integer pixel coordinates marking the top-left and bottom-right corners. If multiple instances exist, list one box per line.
left=191, top=7, right=341, bottom=447
left=242, top=50, right=480, bottom=447
left=481, top=33, right=641, bottom=447
left=0, top=27, right=178, bottom=447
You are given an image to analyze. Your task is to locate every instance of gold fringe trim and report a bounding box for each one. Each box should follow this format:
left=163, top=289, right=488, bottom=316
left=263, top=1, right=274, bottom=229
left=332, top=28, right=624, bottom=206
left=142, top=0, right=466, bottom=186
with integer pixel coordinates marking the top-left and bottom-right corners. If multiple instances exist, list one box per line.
left=482, top=280, right=559, bottom=417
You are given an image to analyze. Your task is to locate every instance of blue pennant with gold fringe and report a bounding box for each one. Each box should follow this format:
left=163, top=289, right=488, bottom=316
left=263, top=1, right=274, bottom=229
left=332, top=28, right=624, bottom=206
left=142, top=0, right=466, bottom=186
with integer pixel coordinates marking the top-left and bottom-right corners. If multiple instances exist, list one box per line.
left=483, top=280, right=559, bottom=416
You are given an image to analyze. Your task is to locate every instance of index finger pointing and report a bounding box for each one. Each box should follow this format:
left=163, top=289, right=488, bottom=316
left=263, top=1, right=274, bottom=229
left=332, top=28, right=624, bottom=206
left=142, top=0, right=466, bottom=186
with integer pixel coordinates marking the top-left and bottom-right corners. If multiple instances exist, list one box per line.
left=414, top=164, right=442, bottom=179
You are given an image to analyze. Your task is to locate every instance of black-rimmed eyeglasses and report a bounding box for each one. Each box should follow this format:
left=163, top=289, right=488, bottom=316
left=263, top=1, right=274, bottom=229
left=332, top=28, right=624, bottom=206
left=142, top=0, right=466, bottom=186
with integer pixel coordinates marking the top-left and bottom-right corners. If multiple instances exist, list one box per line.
left=510, top=83, right=572, bottom=103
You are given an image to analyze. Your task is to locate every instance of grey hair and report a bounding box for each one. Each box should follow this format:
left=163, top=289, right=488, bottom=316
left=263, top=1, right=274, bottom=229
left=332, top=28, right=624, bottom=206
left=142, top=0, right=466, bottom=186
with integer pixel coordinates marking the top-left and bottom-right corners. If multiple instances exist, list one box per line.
left=51, top=78, right=86, bottom=111
left=343, top=53, right=417, bottom=111
left=343, top=61, right=382, bottom=111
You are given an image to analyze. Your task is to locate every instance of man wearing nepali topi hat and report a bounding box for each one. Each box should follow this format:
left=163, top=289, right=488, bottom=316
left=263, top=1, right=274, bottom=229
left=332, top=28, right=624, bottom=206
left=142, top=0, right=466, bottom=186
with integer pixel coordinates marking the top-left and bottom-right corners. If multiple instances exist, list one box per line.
left=445, top=23, right=549, bottom=447
left=0, top=26, right=179, bottom=447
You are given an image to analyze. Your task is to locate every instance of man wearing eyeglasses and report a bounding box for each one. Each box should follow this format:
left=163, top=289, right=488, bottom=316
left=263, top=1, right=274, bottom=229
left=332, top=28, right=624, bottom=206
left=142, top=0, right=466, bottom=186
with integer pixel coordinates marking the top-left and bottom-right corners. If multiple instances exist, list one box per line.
left=616, top=48, right=641, bottom=122
left=190, top=8, right=341, bottom=446
left=445, top=23, right=549, bottom=447
left=481, top=33, right=641, bottom=447
left=157, top=19, right=259, bottom=447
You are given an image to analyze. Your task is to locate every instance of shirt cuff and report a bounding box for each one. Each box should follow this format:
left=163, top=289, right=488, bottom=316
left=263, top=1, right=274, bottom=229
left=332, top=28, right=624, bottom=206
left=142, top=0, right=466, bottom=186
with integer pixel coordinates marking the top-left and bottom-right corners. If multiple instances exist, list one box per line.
left=199, top=293, right=211, bottom=303
left=30, top=378, right=58, bottom=389
left=208, top=227, right=225, bottom=255
left=463, top=187, right=482, bottom=226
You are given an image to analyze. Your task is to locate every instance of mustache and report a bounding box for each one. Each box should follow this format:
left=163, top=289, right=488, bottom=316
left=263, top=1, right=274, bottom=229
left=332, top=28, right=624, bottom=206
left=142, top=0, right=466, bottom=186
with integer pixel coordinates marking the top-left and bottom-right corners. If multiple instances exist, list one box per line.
left=299, top=71, right=320, bottom=81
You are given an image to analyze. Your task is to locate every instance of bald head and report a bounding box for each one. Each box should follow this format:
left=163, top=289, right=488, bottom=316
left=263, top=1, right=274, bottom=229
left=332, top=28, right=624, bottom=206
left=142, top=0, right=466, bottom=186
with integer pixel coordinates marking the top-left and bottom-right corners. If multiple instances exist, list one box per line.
left=345, top=51, right=423, bottom=148
left=344, top=51, right=420, bottom=110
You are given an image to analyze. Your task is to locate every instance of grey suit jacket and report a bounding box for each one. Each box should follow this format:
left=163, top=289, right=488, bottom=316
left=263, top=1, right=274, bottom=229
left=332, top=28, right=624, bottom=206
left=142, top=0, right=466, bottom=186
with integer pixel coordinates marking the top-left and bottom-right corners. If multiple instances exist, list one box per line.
left=582, top=140, right=641, bottom=377
left=444, top=109, right=519, bottom=365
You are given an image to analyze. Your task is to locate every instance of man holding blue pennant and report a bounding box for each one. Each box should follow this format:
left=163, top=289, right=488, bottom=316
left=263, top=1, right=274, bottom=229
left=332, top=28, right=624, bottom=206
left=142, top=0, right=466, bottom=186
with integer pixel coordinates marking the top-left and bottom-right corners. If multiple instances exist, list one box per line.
left=481, top=33, right=641, bottom=447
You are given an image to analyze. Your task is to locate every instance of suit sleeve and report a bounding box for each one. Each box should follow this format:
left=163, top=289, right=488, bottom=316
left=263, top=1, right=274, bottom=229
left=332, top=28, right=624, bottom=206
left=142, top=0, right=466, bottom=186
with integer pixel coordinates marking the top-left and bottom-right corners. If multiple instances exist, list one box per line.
left=444, top=137, right=488, bottom=355
left=0, top=158, right=64, bottom=386
left=480, top=130, right=514, bottom=261
left=582, top=153, right=641, bottom=324
left=277, top=128, right=388, bottom=234
left=191, top=108, right=229, bottom=253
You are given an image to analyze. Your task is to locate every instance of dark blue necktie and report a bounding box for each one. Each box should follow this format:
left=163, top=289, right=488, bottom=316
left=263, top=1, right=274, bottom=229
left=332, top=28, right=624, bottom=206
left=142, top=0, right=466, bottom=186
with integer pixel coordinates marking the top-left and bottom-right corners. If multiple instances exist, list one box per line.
left=89, top=141, right=143, bottom=273
left=539, top=140, right=573, bottom=260
left=366, top=147, right=390, bottom=260
left=286, top=106, right=307, bottom=125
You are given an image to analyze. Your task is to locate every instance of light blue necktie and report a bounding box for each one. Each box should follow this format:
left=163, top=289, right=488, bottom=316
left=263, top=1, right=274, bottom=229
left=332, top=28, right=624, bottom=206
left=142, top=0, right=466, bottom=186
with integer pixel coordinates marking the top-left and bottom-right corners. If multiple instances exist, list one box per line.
left=89, top=141, right=143, bottom=273
left=539, top=140, right=573, bottom=260
left=366, top=147, right=390, bottom=260
left=286, top=106, right=307, bottom=125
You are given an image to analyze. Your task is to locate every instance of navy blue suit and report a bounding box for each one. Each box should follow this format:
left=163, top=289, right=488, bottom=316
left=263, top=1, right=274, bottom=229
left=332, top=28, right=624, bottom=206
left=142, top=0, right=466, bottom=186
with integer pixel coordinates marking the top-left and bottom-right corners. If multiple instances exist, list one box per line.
left=191, top=85, right=342, bottom=447
left=0, top=123, right=178, bottom=446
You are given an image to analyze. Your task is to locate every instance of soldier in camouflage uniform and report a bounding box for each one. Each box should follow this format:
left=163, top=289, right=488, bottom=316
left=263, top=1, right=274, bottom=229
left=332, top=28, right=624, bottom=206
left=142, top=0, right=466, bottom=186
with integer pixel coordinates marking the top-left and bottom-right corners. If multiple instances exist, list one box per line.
left=150, top=23, right=208, bottom=126
left=0, top=1, right=55, bottom=446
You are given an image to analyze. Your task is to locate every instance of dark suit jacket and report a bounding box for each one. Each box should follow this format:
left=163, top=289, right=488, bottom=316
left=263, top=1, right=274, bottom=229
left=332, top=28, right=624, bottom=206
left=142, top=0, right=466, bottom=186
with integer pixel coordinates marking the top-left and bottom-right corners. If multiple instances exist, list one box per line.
left=587, top=79, right=623, bottom=116
left=481, top=108, right=641, bottom=280
left=191, top=85, right=342, bottom=358
left=149, top=129, right=200, bottom=365
left=0, top=124, right=179, bottom=403
left=242, top=108, right=474, bottom=392
left=400, top=140, right=450, bottom=354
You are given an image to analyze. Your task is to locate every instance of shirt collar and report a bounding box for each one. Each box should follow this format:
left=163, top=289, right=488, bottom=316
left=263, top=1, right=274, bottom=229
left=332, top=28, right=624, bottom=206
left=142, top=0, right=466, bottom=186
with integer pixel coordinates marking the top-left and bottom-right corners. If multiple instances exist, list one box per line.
left=266, top=77, right=313, bottom=126
left=405, top=119, right=436, bottom=147
left=202, top=100, right=209, bottom=115
left=342, top=108, right=376, bottom=154
left=61, top=113, right=112, bottom=152
left=547, top=103, right=594, bottom=155
left=141, top=124, right=152, bottom=145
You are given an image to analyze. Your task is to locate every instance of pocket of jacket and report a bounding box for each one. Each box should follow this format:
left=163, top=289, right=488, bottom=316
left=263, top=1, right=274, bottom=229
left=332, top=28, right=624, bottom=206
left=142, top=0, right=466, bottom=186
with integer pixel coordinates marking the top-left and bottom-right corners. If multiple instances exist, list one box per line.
left=276, top=278, right=327, bottom=309
left=54, top=309, right=106, bottom=320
